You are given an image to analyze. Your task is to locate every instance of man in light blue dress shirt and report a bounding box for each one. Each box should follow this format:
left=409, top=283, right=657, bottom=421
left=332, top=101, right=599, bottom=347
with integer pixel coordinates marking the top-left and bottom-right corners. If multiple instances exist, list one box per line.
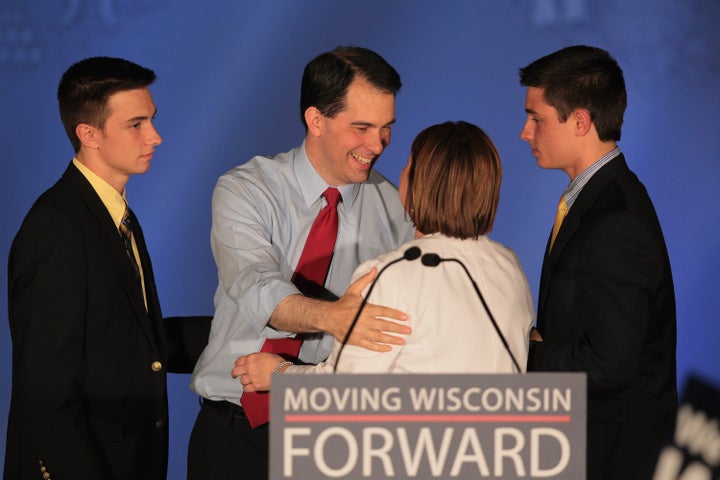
left=187, top=46, right=415, bottom=479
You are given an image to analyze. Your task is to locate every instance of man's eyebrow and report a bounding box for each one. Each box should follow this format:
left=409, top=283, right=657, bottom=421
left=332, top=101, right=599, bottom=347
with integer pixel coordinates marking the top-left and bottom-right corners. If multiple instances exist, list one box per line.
left=525, top=108, right=539, bottom=115
left=125, top=109, right=157, bottom=124
left=126, top=115, right=149, bottom=124
left=350, top=118, right=397, bottom=127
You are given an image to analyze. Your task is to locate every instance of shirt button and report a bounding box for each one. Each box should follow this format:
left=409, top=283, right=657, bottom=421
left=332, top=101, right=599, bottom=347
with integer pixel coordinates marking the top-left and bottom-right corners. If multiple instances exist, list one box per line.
left=151, top=361, right=162, bottom=372
left=155, top=419, right=165, bottom=429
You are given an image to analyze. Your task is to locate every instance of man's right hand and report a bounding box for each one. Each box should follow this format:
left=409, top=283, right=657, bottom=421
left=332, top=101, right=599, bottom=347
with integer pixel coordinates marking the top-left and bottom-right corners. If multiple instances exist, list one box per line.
left=323, top=268, right=411, bottom=352
left=268, top=268, right=411, bottom=352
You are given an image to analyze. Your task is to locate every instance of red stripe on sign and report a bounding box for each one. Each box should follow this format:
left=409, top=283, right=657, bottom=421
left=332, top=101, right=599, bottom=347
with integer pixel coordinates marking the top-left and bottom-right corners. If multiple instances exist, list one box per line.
left=284, top=414, right=571, bottom=423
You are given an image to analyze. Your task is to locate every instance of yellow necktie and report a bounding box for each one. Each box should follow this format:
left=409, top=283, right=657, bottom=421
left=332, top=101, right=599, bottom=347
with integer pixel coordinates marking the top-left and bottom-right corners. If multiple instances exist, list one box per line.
left=120, top=206, right=147, bottom=308
left=550, top=195, right=568, bottom=250
left=119, top=207, right=141, bottom=283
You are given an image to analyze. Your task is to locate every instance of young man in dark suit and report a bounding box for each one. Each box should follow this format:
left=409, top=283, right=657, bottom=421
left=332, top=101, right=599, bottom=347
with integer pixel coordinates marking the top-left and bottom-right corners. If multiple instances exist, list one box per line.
left=520, top=45, right=677, bottom=480
left=5, top=57, right=168, bottom=479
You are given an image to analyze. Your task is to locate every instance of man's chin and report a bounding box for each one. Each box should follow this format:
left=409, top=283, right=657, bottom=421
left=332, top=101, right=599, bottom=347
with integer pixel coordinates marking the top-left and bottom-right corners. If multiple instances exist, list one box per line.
left=353, top=169, right=372, bottom=184
left=134, top=164, right=152, bottom=175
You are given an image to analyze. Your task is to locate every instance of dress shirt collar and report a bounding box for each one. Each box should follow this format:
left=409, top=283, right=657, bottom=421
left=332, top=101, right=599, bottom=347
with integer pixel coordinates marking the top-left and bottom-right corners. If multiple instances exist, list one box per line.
left=72, top=157, right=128, bottom=228
left=294, top=141, right=358, bottom=210
left=563, top=146, right=621, bottom=209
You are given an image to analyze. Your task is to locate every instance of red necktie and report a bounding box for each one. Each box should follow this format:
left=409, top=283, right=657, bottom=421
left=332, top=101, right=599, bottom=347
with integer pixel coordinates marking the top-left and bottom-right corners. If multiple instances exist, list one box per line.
left=241, top=187, right=342, bottom=427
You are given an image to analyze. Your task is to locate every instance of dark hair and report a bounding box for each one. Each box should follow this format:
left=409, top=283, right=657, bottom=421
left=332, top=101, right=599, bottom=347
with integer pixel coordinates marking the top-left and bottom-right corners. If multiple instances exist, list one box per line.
left=519, top=45, right=626, bottom=142
left=300, top=46, right=401, bottom=129
left=406, top=121, right=502, bottom=239
left=57, top=56, right=156, bottom=152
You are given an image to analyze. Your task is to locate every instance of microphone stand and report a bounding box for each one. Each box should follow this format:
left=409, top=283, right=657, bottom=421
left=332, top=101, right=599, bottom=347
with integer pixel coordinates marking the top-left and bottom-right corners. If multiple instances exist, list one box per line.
left=421, top=253, right=523, bottom=373
left=333, top=246, right=421, bottom=372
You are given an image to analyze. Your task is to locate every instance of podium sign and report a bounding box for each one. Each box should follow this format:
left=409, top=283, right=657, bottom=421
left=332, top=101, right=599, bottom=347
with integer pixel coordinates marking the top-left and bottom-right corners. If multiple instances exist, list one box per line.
left=270, top=373, right=586, bottom=479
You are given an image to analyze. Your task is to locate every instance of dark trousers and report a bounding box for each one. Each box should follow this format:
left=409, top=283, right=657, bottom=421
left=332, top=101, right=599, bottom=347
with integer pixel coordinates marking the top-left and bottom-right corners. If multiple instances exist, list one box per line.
left=188, top=399, right=269, bottom=480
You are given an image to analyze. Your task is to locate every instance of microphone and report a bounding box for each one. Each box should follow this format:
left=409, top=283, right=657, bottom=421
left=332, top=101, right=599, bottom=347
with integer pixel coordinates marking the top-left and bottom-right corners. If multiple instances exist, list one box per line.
left=333, top=246, right=422, bottom=372
left=421, top=252, right=522, bottom=373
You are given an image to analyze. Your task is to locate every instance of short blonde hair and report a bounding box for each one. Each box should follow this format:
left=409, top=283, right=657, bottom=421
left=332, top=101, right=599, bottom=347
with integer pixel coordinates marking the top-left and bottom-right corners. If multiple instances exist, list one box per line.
left=406, top=121, right=502, bottom=239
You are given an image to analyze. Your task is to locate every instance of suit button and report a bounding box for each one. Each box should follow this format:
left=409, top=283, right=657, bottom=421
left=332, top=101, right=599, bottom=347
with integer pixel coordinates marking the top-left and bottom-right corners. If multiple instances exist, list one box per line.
left=151, top=361, right=162, bottom=372
left=155, top=419, right=165, bottom=429
left=39, top=460, right=50, bottom=479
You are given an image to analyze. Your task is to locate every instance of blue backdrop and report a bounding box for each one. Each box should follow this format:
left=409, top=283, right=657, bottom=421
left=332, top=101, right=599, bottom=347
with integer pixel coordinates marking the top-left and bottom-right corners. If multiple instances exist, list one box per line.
left=2, top=1, right=718, bottom=478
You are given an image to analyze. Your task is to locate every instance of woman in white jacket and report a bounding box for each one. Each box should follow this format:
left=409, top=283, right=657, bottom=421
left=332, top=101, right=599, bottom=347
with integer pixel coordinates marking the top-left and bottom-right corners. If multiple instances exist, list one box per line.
left=232, top=121, right=535, bottom=387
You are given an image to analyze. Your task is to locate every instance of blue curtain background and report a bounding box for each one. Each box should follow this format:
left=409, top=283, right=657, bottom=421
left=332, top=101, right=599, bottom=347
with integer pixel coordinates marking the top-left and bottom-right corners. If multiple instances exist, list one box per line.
left=1, top=1, right=718, bottom=477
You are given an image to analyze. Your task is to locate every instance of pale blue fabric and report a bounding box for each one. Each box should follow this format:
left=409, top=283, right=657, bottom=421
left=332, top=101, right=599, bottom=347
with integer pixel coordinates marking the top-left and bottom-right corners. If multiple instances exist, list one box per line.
left=190, top=142, right=414, bottom=403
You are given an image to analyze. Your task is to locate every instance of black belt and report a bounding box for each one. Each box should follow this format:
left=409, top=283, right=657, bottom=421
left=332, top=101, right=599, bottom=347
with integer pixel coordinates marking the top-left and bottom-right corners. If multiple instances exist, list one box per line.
left=202, top=398, right=247, bottom=420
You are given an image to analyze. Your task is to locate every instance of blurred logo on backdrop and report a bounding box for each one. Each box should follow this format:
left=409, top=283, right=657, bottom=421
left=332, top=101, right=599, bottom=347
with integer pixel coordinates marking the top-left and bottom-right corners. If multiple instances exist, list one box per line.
left=527, top=0, right=719, bottom=87
left=0, top=1, right=166, bottom=70
left=653, top=375, right=720, bottom=479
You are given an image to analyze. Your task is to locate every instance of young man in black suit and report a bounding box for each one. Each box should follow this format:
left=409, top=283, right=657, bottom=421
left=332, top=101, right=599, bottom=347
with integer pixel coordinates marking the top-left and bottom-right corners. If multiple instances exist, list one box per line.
left=5, top=57, right=168, bottom=479
left=520, top=45, right=677, bottom=480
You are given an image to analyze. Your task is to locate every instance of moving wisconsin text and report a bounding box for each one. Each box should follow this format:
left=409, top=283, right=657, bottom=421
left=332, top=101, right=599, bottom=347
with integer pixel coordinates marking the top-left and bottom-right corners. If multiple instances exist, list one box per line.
left=270, top=373, right=586, bottom=479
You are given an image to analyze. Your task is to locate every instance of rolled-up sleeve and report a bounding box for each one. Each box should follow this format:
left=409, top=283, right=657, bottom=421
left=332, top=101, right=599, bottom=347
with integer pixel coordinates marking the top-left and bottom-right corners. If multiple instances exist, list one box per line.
left=211, top=173, right=299, bottom=338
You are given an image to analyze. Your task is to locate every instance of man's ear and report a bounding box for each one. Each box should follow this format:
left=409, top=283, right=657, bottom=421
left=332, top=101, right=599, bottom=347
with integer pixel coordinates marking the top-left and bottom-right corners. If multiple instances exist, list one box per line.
left=573, top=109, right=593, bottom=136
left=304, top=107, right=323, bottom=137
left=76, top=123, right=100, bottom=149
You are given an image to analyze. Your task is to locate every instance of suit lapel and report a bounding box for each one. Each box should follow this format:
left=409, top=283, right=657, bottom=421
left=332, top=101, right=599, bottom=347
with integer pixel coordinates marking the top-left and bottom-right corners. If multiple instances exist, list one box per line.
left=538, top=155, right=630, bottom=312
left=131, top=212, right=167, bottom=359
left=63, top=163, right=163, bottom=355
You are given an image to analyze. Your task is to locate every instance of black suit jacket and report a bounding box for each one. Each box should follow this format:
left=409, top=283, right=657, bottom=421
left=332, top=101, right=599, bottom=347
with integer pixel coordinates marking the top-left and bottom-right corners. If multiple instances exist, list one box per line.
left=5, top=162, right=169, bottom=479
left=528, top=155, right=677, bottom=480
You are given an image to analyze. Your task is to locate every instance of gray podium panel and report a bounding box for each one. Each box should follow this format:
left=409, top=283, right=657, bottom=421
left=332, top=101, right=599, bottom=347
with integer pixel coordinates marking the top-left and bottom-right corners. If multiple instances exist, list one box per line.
left=270, top=373, right=586, bottom=479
